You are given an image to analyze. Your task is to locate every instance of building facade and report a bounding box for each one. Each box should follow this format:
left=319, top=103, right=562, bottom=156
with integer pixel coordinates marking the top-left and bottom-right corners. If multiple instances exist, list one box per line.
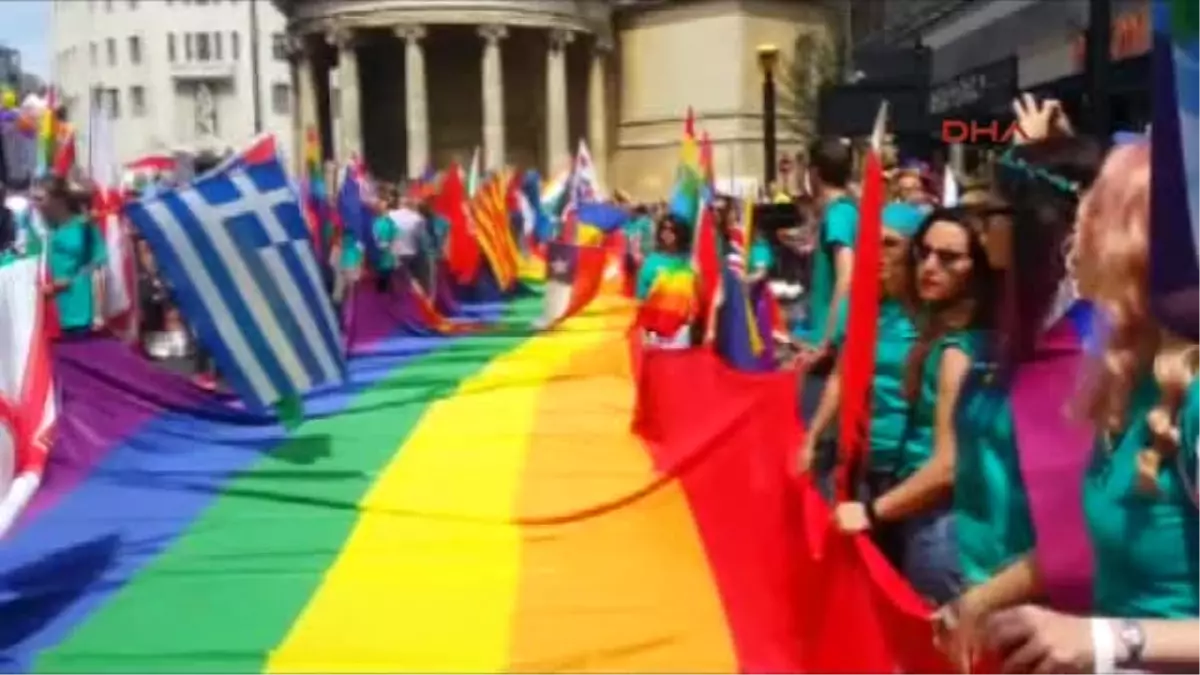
left=51, top=0, right=296, bottom=168
left=278, top=0, right=839, bottom=199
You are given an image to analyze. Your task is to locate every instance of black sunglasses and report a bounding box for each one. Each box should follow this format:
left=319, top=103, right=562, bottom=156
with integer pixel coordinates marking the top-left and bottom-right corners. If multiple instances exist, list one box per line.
left=913, top=243, right=968, bottom=267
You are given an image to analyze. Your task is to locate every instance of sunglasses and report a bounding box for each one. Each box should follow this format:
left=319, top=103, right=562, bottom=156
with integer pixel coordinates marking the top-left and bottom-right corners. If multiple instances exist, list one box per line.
left=913, top=243, right=968, bottom=267
left=882, top=236, right=906, bottom=249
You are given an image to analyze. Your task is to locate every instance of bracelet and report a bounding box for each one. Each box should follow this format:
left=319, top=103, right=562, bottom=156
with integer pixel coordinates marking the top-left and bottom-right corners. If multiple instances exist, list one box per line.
left=1091, top=618, right=1116, bottom=674
left=863, top=499, right=878, bottom=527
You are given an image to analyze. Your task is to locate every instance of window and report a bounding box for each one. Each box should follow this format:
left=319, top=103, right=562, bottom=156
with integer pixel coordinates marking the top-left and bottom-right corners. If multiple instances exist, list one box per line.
left=231, top=31, right=240, bottom=60
left=128, top=0, right=139, bottom=8
left=105, top=0, right=114, bottom=11
left=271, top=33, right=288, bottom=61
left=214, top=32, right=223, bottom=60
left=89, top=42, right=98, bottom=66
left=90, top=87, right=103, bottom=109
left=196, top=32, right=211, bottom=61
left=129, top=36, right=142, bottom=64
left=106, top=38, right=117, bottom=66
left=168, top=34, right=177, bottom=62
left=106, top=88, right=120, bottom=118
left=130, top=85, right=146, bottom=116
left=185, top=33, right=194, bottom=61
left=271, top=82, right=291, bottom=115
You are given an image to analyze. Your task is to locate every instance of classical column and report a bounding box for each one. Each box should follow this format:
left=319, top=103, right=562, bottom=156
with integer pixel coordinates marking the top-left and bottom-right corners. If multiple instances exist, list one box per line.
left=545, top=29, right=574, bottom=171
left=478, top=24, right=508, bottom=169
left=288, top=34, right=317, bottom=176
left=587, top=37, right=611, bottom=187
left=395, top=25, right=429, bottom=178
left=328, top=27, right=362, bottom=161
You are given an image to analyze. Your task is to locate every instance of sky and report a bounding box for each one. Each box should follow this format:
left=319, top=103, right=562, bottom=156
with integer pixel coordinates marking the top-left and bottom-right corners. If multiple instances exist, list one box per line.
left=1, top=1, right=51, bottom=77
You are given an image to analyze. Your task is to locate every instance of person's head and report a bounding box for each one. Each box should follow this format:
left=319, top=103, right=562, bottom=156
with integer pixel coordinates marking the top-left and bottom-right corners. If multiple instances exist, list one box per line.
left=1072, top=144, right=1157, bottom=423
left=991, top=136, right=1104, bottom=365
left=1070, top=142, right=1197, bottom=490
left=903, top=207, right=997, bottom=402
left=656, top=213, right=687, bottom=253
left=880, top=203, right=924, bottom=299
left=893, top=169, right=928, bottom=206
left=806, top=137, right=853, bottom=192
left=907, top=207, right=995, bottom=311
left=31, top=175, right=79, bottom=224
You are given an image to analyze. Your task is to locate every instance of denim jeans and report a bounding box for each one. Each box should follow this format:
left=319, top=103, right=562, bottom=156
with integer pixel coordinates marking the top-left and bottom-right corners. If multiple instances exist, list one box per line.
left=900, top=507, right=963, bottom=605
left=858, top=471, right=962, bottom=606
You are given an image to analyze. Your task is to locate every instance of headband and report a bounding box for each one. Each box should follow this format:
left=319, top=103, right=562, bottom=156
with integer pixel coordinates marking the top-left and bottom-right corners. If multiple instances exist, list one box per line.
left=997, top=147, right=1081, bottom=196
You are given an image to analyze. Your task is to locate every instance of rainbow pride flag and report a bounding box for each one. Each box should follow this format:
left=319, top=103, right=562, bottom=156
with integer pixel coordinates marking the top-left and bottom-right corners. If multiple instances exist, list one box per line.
left=0, top=286, right=809, bottom=673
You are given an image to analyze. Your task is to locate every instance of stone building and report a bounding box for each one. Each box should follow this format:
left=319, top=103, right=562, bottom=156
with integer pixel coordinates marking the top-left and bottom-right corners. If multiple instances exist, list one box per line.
left=275, top=0, right=840, bottom=199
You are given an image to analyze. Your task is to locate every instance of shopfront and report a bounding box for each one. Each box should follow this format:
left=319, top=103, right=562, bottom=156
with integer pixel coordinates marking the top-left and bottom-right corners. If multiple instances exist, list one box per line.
left=1020, top=0, right=1152, bottom=131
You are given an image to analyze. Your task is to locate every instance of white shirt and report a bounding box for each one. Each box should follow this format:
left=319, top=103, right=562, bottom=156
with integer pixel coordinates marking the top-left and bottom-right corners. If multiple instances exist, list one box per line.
left=388, top=208, right=424, bottom=258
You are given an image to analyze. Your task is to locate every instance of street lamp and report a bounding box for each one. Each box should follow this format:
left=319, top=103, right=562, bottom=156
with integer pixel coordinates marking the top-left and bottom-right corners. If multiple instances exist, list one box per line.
left=757, top=44, right=780, bottom=189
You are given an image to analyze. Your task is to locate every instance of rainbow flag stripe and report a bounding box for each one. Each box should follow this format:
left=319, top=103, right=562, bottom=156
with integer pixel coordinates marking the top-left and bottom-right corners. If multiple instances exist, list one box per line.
left=1, top=291, right=759, bottom=673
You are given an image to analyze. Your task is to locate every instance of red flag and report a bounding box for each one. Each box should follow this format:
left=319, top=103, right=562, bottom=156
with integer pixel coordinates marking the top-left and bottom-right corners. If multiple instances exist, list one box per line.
left=691, top=201, right=721, bottom=333
left=535, top=241, right=607, bottom=328
left=700, top=131, right=715, bottom=190
left=435, top=164, right=481, bottom=285
left=684, top=106, right=696, bottom=139
left=835, top=148, right=885, bottom=500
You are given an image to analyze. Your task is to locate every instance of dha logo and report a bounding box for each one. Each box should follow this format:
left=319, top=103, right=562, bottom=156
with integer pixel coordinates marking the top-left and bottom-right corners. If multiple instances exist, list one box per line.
left=941, top=120, right=1030, bottom=145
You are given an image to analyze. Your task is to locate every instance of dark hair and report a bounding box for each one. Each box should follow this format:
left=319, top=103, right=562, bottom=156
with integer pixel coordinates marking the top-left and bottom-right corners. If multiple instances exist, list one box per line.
left=35, top=175, right=87, bottom=213
left=902, top=207, right=998, bottom=401
left=807, top=137, right=853, bottom=188
left=193, top=151, right=224, bottom=176
left=656, top=212, right=690, bottom=254
left=993, top=136, right=1103, bottom=370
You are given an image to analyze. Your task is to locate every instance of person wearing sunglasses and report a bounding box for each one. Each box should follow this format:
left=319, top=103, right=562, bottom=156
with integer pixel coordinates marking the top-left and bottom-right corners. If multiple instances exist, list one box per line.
left=832, top=207, right=999, bottom=606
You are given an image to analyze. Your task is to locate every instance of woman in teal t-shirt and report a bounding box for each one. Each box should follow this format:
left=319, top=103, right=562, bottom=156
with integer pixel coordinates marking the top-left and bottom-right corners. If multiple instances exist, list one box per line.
left=830, top=207, right=997, bottom=606
left=966, top=143, right=1199, bottom=674
left=35, top=177, right=106, bottom=334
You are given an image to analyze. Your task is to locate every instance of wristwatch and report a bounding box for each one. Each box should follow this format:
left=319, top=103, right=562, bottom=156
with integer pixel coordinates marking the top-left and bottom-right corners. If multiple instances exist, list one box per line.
left=1116, top=619, right=1146, bottom=669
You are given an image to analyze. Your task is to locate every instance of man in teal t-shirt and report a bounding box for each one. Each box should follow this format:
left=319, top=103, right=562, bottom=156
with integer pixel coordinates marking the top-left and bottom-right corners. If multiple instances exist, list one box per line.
left=797, top=139, right=858, bottom=352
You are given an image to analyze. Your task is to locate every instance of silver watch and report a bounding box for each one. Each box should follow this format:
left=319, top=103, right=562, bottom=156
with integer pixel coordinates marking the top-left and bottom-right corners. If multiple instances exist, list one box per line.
left=1116, top=619, right=1146, bottom=668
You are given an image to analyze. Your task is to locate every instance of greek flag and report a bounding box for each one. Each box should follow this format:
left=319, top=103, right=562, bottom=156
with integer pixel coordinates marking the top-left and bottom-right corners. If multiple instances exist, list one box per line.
left=125, top=156, right=345, bottom=411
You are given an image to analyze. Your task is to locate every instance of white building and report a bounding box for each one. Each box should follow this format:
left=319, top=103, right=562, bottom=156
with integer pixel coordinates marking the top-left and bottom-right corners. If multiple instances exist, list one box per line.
left=50, top=0, right=296, bottom=168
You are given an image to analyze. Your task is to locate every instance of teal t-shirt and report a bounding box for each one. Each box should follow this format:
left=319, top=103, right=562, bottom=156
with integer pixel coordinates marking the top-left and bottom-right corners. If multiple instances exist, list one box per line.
left=955, top=368, right=1037, bottom=585
left=1084, top=376, right=1200, bottom=618
left=636, top=251, right=688, bottom=301
left=339, top=230, right=363, bottom=271
left=800, top=196, right=857, bottom=344
left=897, top=328, right=987, bottom=479
left=48, top=215, right=106, bottom=331
left=841, top=300, right=919, bottom=471
left=626, top=215, right=654, bottom=257
left=372, top=214, right=397, bottom=271
left=748, top=238, right=774, bottom=274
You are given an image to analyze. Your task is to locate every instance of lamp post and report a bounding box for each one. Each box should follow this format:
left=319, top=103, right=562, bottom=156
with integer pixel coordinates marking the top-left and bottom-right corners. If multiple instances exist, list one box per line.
left=757, top=44, right=780, bottom=189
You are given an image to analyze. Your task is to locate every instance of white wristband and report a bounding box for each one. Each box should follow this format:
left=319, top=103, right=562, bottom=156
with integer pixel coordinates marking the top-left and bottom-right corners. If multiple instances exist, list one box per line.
left=1091, top=618, right=1117, bottom=674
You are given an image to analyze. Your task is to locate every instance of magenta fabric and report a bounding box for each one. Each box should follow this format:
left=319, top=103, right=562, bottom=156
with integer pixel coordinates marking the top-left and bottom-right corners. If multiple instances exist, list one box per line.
left=1010, top=315, right=1095, bottom=612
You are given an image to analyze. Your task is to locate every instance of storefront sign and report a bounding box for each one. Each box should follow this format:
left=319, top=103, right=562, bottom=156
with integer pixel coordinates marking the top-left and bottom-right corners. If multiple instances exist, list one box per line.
left=928, top=58, right=1018, bottom=117
left=1071, top=6, right=1151, bottom=67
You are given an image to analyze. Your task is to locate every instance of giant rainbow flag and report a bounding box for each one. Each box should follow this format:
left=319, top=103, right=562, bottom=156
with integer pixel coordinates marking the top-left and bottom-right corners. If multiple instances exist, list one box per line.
left=0, top=277, right=825, bottom=673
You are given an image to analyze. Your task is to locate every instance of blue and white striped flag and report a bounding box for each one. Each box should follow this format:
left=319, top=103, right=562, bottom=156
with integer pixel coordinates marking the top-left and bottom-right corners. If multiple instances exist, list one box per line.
left=125, top=155, right=346, bottom=412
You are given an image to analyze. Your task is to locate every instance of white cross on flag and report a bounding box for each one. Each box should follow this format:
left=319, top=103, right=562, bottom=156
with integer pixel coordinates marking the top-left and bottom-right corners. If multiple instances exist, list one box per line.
left=124, top=154, right=346, bottom=412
